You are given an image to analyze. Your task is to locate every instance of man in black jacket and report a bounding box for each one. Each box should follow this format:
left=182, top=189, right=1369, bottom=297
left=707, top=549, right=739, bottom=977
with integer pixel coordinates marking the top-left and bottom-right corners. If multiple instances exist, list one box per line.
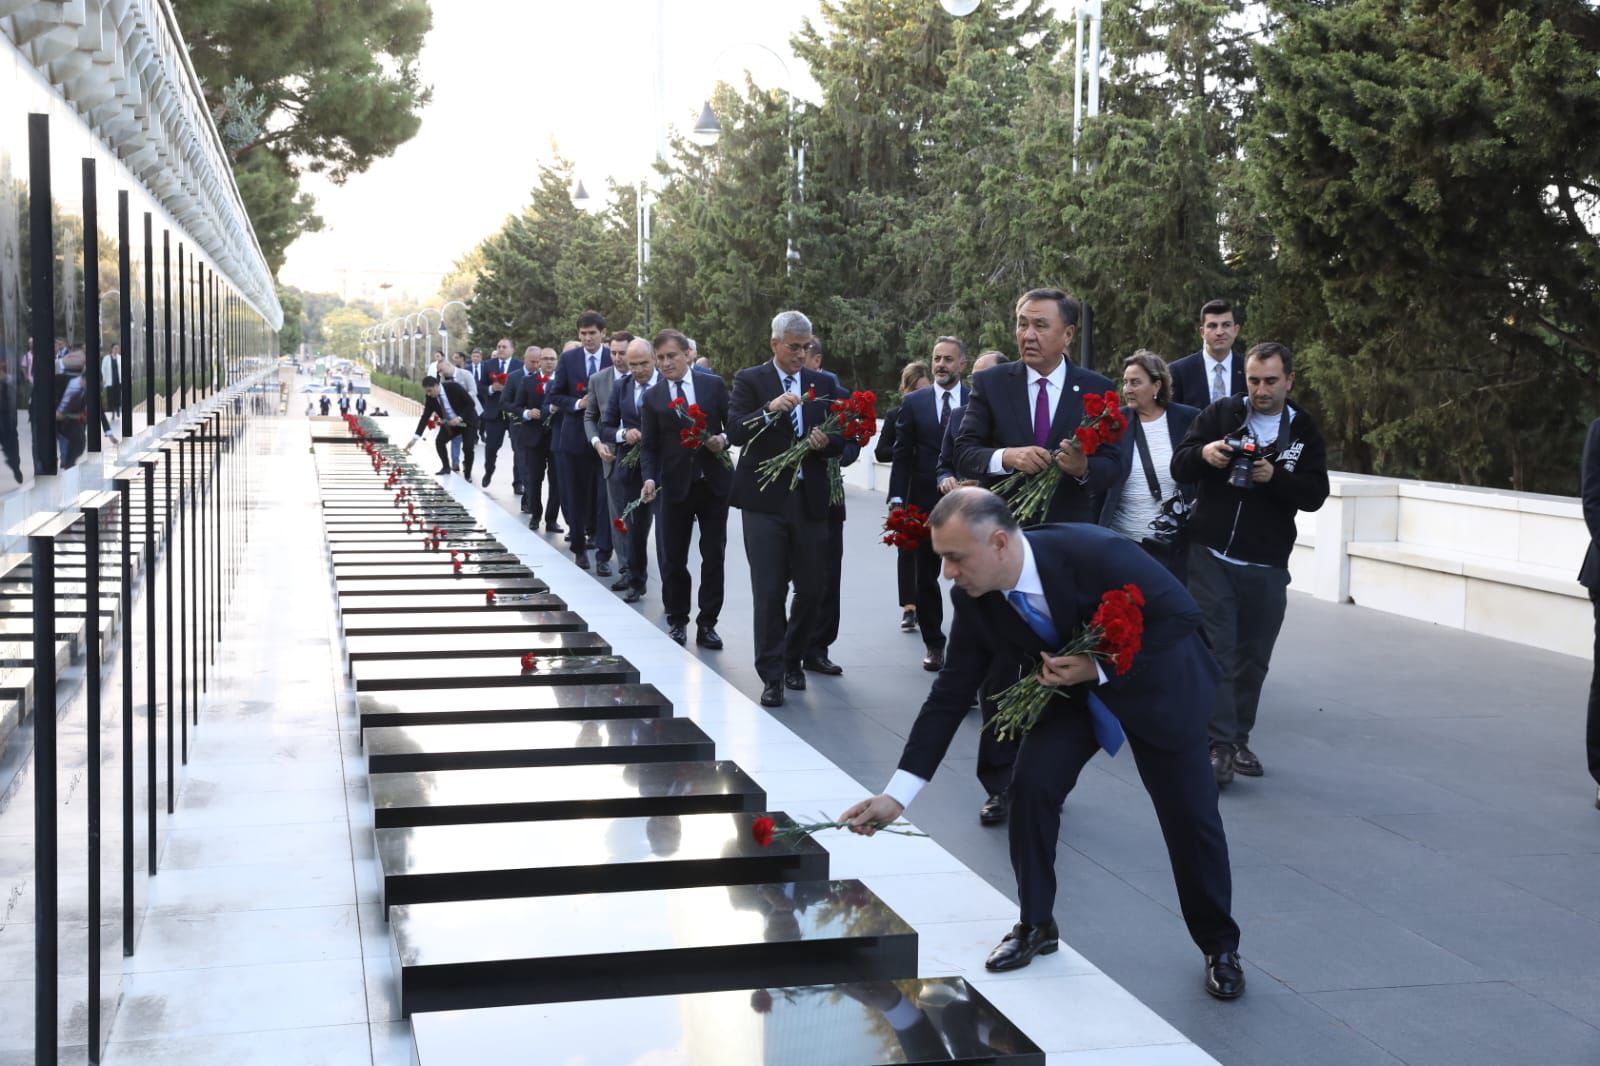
left=726, top=309, right=847, bottom=708
left=1578, top=417, right=1600, bottom=811
left=1171, top=342, right=1329, bottom=786
left=405, top=375, right=480, bottom=476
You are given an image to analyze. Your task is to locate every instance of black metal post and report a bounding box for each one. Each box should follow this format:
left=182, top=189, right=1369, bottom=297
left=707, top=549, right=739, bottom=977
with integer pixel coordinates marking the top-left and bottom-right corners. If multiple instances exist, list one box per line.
left=142, top=459, right=156, bottom=870
left=84, top=158, right=101, bottom=454
left=162, top=231, right=171, bottom=421
left=178, top=437, right=187, bottom=760
left=31, top=523, right=58, bottom=1065
left=28, top=113, right=55, bottom=478
left=118, top=472, right=134, bottom=953
left=84, top=502, right=101, bottom=1055
left=120, top=194, right=132, bottom=432
left=164, top=448, right=174, bottom=812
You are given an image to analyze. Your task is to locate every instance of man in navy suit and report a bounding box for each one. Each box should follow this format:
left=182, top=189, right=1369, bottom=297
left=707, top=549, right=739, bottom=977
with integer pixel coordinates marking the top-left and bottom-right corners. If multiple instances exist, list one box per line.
left=547, top=310, right=612, bottom=570
left=955, top=289, right=1122, bottom=524
left=1168, top=299, right=1246, bottom=409
left=478, top=337, right=517, bottom=488
left=798, top=341, right=857, bottom=677
left=841, top=488, right=1243, bottom=998
left=890, top=336, right=970, bottom=671
left=641, top=329, right=734, bottom=648
left=726, top=309, right=848, bottom=708
left=508, top=346, right=557, bottom=530
left=602, top=338, right=660, bottom=603
left=1578, top=418, right=1600, bottom=811
left=935, top=351, right=1006, bottom=489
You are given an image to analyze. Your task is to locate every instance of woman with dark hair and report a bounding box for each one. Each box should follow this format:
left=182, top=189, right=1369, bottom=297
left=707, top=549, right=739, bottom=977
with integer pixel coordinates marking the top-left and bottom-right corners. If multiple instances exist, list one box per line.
left=1098, top=349, right=1201, bottom=577
left=878, top=361, right=931, bottom=632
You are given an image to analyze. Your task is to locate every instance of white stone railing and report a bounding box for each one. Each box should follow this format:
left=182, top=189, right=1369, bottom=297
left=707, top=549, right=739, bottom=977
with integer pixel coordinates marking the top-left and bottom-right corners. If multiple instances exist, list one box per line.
left=0, top=0, right=281, bottom=326
left=846, top=448, right=1593, bottom=659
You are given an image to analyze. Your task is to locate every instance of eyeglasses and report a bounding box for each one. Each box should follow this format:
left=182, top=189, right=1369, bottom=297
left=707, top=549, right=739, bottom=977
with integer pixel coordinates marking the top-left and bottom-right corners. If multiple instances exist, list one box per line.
left=780, top=341, right=820, bottom=354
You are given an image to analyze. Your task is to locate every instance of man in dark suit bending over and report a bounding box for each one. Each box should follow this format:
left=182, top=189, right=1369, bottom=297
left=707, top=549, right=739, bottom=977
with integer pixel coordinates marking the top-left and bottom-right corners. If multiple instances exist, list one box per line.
left=955, top=289, right=1121, bottom=524
left=404, top=375, right=479, bottom=475
left=842, top=488, right=1244, bottom=999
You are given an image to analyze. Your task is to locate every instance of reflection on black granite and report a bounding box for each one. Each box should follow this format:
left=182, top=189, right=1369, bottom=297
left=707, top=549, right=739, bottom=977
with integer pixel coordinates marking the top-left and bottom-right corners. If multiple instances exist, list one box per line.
left=344, top=631, right=608, bottom=663
left=411, top=977, right=1043, bottom=1065
left=361, top=717, right=711, bottom=772
left=352, top=654, right=636, bottom=692
left=340, top=609, right=585, bottom=636
left=356, top=682, right=672, bottom=729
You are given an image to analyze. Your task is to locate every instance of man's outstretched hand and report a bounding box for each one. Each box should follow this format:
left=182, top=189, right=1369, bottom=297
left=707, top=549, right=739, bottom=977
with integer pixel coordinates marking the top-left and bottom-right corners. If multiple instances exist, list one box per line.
left=840, top=794, right=906, bottom=836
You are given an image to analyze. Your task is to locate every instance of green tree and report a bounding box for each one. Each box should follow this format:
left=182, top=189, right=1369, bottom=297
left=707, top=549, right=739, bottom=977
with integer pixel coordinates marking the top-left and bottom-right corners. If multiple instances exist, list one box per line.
left=277, top=284, right=305, bottom=353
left=320, top=305, right=375, bottom=362
left=174, top=0, right=433, bottom=273
left=1246, top=0, right=1600, bottom=490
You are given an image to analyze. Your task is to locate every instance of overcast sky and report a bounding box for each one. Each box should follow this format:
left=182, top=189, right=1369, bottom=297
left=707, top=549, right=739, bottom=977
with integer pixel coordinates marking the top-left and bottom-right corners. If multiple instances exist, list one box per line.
left=277, top=0, right=828, bottom=305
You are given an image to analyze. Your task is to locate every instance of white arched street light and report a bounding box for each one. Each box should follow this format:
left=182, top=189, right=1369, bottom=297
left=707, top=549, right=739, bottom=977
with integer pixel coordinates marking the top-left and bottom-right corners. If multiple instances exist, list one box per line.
left=939, top=0, right=982, bottom=14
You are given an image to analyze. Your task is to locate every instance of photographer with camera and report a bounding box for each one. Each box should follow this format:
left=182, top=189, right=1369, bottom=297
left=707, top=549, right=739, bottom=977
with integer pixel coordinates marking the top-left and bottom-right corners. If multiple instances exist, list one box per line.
left=1098, top=350, right=1201, bottom=580
left=1172, top=342, right=1329, bottom=786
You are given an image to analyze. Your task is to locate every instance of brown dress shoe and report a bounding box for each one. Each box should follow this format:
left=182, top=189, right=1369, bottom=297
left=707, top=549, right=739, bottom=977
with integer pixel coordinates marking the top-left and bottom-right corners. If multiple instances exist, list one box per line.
left=1232, top=744, right=1263, bottom=777
left=922, top=647, right=945, bottom=672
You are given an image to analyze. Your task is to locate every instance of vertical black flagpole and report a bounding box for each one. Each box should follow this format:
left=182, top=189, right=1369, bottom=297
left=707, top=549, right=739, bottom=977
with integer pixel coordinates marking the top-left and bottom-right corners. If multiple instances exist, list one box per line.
left=84, top=159, right=101, bottom=454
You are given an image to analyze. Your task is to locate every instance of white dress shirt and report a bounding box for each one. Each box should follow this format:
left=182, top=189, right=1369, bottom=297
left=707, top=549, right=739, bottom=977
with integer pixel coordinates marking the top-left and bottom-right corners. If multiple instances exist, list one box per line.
left=987, top=358, right=1070, bottom=476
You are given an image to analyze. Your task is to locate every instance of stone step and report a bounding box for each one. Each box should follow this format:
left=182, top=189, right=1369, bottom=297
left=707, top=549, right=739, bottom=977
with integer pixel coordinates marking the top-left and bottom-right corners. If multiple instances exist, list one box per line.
left=375, top=810, right=825, bottom=909
left=0, top=639, right=73, bottom=673
left=339, top=592, right=565, bottom=614
left=370, top=759, right=764, bottom=829
left=387, top=879, right=915, bottom=1015
left=353, top=654, right=636, bottom=692
left=409, top=977, right=1044, bottom=1065
left=356, top=683, right=671, bottom=730
left=343, top=631, right=610, bottom=667
left=363, top=717, right=713, bottom=774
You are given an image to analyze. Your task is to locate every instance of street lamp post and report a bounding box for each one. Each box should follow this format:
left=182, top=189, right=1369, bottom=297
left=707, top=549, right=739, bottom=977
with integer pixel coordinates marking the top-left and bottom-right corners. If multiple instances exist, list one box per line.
left=439, top=300, right=468, bottom=361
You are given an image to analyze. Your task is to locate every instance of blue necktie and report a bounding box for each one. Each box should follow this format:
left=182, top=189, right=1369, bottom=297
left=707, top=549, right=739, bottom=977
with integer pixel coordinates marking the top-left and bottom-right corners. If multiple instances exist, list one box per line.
left=587, top=354, right=597, bottom=379
left=1004, top=590, right=1125, bottom=756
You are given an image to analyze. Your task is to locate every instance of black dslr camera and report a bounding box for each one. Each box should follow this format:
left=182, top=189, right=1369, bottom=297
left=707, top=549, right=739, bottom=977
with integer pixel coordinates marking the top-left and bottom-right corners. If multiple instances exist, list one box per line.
left=1224, top=432, right=1261, bottom=489
left=1142, top=494, right=1192, bottom=555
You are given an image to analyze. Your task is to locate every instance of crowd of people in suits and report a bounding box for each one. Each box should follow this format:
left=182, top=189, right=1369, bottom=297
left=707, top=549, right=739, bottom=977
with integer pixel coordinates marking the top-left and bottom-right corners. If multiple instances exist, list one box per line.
left=399, top=290, right=1340, bottom=1001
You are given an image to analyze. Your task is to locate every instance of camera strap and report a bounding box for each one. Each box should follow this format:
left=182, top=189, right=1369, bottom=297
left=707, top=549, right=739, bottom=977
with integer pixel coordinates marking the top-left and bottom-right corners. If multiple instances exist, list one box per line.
left=1133, top=418, right=1163, bottom=502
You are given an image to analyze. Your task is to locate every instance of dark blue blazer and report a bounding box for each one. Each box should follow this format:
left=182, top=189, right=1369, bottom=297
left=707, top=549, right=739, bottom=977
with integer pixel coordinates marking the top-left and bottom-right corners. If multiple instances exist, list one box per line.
left=936, top=404, right=967, bottom=487
left=479, top=357, right=514, bottom=417
left=954, top=361, right=1121, bottom=524
left=897, top=524, right=1220, bottom=781
left=547, top=345, right=611, bottom=455
left=601, top=372, right=655, bottom=475
left=1580, top=417, right=1600, bottom=589
left=507, top=367, right=554, bottom=450
left=725, top=361, right=846, bottom=520
left=1168, top=350, right=1245, bottom=410
left=1096, top=402, right=1202, bottom=527
left=639, top=372, right=734, bottom=502
left=890, top=383, right=968, bottom=509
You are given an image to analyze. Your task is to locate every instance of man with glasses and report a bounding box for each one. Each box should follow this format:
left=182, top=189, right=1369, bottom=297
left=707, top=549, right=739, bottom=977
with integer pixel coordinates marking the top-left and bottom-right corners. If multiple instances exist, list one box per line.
left=727, top=310, right=848, bottom=708
left=1170, top=299, right=1246, bottom=409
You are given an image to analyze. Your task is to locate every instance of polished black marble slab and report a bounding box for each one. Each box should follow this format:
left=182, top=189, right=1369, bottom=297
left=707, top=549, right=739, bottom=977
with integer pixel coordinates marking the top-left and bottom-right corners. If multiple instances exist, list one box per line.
left=334, top=577, right=549, bottom=597
left=328, top=539, right=505, bottom=554
left=376, top=810, right=825, bottom=909
left=341, top=610, right=585, bottom=637
left=411, top=977, right=1044, bottom=1065
left=363, top=717, right=712, bottom=773
left=370, top=759, right=763, bottom=829
left=354, top=654, right=637, bottom=692
left=344, top=631, right=610, bottom=666
left=389, top=878, right=915, bottom=1015
left=356, top=683, right=671, bottom=730
left=339, top=592, right=565, bottom=614
left=329, top=560, right=531, bottom=576
left=332, top=551, right=521, bottom=566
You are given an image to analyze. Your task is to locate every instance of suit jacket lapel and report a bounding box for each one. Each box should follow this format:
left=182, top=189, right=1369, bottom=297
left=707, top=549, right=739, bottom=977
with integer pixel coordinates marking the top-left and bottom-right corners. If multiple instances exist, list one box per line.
left=1049, top=364, right=1085, bottom=449
left=1008, top=363, right=1035, bottom=442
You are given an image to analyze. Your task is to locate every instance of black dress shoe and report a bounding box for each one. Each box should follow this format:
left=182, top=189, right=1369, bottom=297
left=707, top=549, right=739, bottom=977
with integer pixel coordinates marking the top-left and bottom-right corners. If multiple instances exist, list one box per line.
left=784, top=669, right=807, bottom=691
left=1232, top=744, right=1263, bottom=777
left=1204, top=951, right=1246, bottom=999
left=520, top=502, right=534, bottom=514
left=609, top=576, right=631, bottom=591
left=696, top=626, right=723, bottom=650
left=985, top=921, right=1059, bottom=972
left=622, top=587, right=644, bottom=603
left=803, top=656, right=843, bottom=676
left=667, top=624, right=687, bottom=645
left=978, top=792, right=1009, bottom=825
left=452, top=464, right=461, bottom=472
left=760, top=680, right=784, bottom=707
left=528, top=516, right=541, bottom=529
left=544, top=522, right=563, bottom=534
left=596, top=560, right=612, bottom=577
left=922, top=647, right=945, bottom=672
left=463, top=465, right=473, bottom=480
left=1594, top=786, right=1599, bottom=811
left=574, top=552, right=591, bottom=571
left=436, top=466, right=451, bottom=475
left=481, top=472, right=493, bottom=487
left=513, top=482, right=523, bottom=495
left=1210, top=744, right=1234, bottom=787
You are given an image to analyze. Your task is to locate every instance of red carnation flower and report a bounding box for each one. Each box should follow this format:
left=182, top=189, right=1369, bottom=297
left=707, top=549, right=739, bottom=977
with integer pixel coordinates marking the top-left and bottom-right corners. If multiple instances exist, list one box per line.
left=452, top=560, right=463, bottom=573
left=1074, top=425, right=1101, bottom=455
left=613, top=517, right=628, bottom=535
left=751, top=816, right=776, bottom=848
left=1083, top=392, right=1106, bottom=418
left=520, top=651, right=537, bottom=670
left=750, top=989, right=774, bottom=1014
left=485, top=589, right=497, bottom=604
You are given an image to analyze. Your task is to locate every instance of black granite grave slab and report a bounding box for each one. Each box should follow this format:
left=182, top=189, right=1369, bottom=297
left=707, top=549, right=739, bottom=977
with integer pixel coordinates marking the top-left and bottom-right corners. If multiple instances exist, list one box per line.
left=343, top=631, right=609, bottom=667
left=356, top=683, right=670, bottom=730
left=340, top=610, right=584, bottom=637
left=338, top=592, right=565, bottom=614
left=388, top=878, right=916, bottom=1015
left=331, top=563, right=536, bottom=582
left=331, top=551, right=520, bottom=567
left=352, top=654, right=637, bottom=692
left=328, top=539, right=505, bottom=554
left=363, top=717, right=712, bottom=773
left=375, top=810, right=826, bottom=909
left=409, top=977, right=1044, bottom=1065
left=370, top=759, right=763, bottom=828
left=334, top=577, right=548, bottom=597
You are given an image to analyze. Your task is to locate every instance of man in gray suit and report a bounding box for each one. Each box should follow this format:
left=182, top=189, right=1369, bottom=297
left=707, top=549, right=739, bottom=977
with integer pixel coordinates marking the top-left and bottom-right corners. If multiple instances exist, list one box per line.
left=584, top=330, right=635, bottom=581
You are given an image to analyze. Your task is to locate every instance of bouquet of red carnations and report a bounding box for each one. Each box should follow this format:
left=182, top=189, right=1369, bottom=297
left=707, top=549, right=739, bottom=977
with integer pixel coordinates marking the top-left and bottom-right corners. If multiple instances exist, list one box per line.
left=882, top=504, right=931, bottom=551
left=755, top=389, right=877, bottom=490
left=669, top=397, right=733, bottom=468
left=986, top=584, right=1145, bottom=742
left=992, top=390, right=1128, bottom=525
